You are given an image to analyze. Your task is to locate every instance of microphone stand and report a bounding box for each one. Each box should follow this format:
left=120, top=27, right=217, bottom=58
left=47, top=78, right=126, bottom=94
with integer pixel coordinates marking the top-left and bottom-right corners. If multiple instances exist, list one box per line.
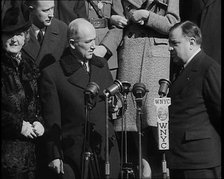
left=132, top=83, right=147, bottom=179
left=82, top=91, right=101, bottom=179
left=157, top=79, right=171, bottom=179
left=104, top=80, right=123, bottom=179
left=104, top=92, right=110, bottom=179
left=159, top=91, right=169, bottom=179
left=82, top=92, right=93, bottom=179
left=120, top=82, right=135, bottom=179
left=135, top=97, right=143, bottom=179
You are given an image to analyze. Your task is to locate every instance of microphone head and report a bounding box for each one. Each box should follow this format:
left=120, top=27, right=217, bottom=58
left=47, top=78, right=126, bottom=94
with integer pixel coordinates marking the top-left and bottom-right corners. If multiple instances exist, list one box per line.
left=105, top=79, right=123, bottom=97
left=84, top=82, right=100, bottom=97
left=122, top=81, right=131, bottom=95
left=158, top=79, right=171, bottom=97
left=132, top=83, right=147, bottom=98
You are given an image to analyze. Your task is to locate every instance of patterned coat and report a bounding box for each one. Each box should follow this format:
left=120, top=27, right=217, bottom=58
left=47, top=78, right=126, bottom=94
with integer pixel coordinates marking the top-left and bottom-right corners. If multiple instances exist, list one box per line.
left=115, top=0, right=180, bottom=131
left=1, top=50, right=43, bottom=178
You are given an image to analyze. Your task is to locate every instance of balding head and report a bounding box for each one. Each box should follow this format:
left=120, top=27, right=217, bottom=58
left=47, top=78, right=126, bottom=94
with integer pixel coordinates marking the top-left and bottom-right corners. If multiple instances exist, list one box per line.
left=68, top=18, right=96, bottom=42
left=68, top=18, right=96, bottom=60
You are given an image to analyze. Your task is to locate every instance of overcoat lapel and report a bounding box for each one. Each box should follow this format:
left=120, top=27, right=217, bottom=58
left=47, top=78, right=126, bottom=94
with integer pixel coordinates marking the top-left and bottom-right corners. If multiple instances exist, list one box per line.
left=61, top=52, right=104, bottom=91
left=23, top=29, right=40, bottom=61
left=202, top=0, right=216, bottom=8
left=36, top=20, right=60, bottom=65
left=68, top=68, right=90, bottom=90
left=67, top=62, right=104, bottom=91
left=170, top=51, right=203, bottom=96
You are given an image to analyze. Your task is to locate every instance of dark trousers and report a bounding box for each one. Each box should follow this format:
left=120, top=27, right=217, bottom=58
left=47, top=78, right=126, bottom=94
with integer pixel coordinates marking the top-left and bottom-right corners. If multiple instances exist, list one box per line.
left=170, top=166, right=221, bottom=179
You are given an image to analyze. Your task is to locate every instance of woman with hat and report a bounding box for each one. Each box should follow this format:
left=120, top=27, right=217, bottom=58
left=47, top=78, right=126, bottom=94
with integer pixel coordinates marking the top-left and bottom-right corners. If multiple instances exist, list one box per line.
left=1, top=1, right=44, bottom=179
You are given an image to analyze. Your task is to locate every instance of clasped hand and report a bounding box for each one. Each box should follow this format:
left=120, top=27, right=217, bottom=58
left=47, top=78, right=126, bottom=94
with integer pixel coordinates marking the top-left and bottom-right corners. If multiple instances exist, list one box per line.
left=129, top=9, right=150, bottom=25
left=110, top=9, right=149, bottom=28
left=110, top=15, right=128, bottom=28
left=21, top=121, right=44, bottom=138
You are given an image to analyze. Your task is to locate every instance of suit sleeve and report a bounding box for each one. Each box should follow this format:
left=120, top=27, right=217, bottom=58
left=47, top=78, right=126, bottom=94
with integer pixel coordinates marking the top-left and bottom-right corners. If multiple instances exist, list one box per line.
left=40, top=70, right=63, bottom=162
left=203, top=62, right=221, bottom=133
left=145, top=0, right=180, bottom=34
left=99, top=0, right=124, bottom=54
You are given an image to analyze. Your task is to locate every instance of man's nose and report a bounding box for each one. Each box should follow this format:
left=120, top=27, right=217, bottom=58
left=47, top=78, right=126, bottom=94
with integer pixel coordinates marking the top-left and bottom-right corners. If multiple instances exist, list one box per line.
left=48, top=9, right=54, bottom=18
left=11, top=35, right=18, bottom=42
left=168, top=46, right=173, bottom=51
left=90, top=41, right=95, bottom=50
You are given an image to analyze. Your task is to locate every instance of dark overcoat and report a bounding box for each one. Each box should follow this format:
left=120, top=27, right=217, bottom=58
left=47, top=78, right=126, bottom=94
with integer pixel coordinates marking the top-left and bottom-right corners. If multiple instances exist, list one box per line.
left=54, top=0, right=124, bottom=79
left=166, top=51, right=221, bottom=169
left=22, top=18, right=68, bottom=70
left=40, top=48, right=120, bottom=178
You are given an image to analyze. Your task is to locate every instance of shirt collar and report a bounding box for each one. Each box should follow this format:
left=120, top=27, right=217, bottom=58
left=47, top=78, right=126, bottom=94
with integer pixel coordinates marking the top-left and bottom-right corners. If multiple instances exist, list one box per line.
left=31, top=24, right=46, bottom=39
left=184, top=48, right=201, bottom=68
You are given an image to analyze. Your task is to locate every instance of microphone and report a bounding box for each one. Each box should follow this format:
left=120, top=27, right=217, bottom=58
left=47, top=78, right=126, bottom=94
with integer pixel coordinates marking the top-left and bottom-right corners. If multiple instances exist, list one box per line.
left=84, top=82, right=100, bottom=97
left=158, top=79, right=171, bottom=97
left=84, top=82, right=100, bottom=109
left=122, top=81, right=131, bottom=96
left=104, top=79, right=123, bottom=97
left=132, top=83, right=147, bottom=99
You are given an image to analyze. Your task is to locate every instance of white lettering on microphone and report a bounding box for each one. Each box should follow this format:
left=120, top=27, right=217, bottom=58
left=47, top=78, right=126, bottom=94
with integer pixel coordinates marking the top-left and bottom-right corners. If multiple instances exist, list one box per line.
left=154, top=97, right=171, bottom=150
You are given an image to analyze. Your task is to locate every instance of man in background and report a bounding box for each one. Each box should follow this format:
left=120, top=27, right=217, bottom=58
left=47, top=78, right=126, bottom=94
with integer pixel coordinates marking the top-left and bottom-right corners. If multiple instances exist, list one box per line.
left=23, top=0, right=68, bottom=70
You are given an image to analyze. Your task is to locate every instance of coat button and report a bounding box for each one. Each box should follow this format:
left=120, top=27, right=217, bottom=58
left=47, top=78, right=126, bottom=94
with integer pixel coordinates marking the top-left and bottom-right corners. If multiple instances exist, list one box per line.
left=128, top=32, right=133, bottom=38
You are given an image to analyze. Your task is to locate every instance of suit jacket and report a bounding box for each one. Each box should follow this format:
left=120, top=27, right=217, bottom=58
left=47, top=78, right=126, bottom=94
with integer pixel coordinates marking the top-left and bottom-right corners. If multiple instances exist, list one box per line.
left=166, top=50, right=221, bottom=169
left=22, top=18, right=68, bottom=70
left=40, top=48, right=120, bottom=178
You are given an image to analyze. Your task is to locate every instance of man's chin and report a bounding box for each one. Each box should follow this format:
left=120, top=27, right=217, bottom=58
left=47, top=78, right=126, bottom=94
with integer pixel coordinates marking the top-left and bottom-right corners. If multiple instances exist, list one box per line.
left=87, top=55, right=93, bottom=59
left=44, top=21, right=52, bottom=26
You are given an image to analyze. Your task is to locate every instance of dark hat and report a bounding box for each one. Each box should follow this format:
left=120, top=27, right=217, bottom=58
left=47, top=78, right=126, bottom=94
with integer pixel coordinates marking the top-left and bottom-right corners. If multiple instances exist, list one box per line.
left=1, top=1, right=31, bottom=34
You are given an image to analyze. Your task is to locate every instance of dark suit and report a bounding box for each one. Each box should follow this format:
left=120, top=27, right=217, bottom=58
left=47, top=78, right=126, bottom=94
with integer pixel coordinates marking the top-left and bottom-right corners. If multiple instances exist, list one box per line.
left=40, top=48, right=120, bottom=178
left=22, top=18, right=68, bottom=70
left=166, top=50, right=221, bottom=178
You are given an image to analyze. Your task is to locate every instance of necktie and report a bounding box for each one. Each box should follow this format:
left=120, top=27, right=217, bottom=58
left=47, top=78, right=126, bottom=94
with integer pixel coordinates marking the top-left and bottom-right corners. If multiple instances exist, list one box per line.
left=83, top=62, right=89, bottom=73
left=174, top=65, right=184, bottom=81
left=37, top=30, right=44, bottom=44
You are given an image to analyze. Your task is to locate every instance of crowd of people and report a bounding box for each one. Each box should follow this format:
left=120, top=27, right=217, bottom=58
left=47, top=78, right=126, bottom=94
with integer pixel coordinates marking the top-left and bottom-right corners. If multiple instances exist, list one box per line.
left=1, top=0, right=221, bottom=179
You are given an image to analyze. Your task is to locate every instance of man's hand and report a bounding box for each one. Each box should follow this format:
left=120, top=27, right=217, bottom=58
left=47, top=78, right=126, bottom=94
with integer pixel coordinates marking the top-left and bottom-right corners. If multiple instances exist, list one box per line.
left=142, top=158, right=152, bottom=179
left=108, top=94, right=123, bottom=120
left=48, top=159, right=64, bottom=174
left=21, top=121, right=37, bottom=139
left=94, top=45, right=107, bottom=57
left=32, top=121, right=45, bottom=136
left=110, top=15, right=128, bottom=28
left=129, top=9, right=149, bottom=25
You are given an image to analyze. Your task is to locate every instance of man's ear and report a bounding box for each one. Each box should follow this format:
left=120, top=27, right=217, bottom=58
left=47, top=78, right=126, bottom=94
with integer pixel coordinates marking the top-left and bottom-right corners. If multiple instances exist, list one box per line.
left=28, top=5, right=34, bottom=12
left=69, top=39, right=76, bottom=49
left=189, top=37, right=196, bottom=50
left=189, top=37, right=196, bottom=45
